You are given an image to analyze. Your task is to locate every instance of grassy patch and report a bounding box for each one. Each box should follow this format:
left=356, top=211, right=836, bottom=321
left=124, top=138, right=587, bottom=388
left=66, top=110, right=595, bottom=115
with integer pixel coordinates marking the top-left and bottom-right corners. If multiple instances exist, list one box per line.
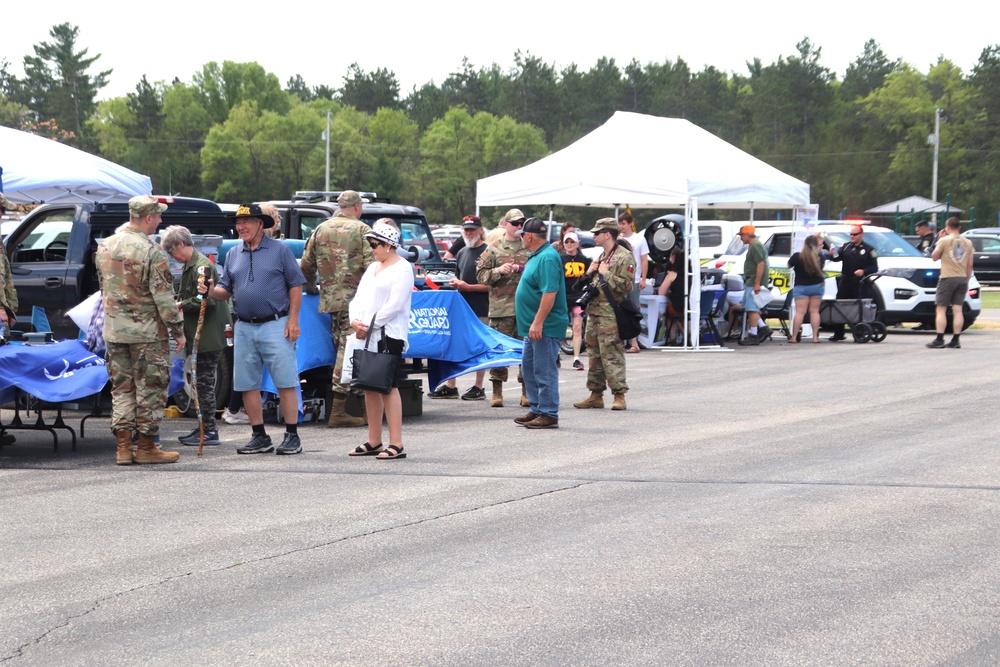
left=980, top=290, right=1000, bottom=310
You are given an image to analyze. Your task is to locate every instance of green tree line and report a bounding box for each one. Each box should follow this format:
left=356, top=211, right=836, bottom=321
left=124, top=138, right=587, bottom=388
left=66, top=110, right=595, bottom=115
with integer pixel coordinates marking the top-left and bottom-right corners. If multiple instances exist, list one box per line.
left=3, top=24, right=1000, bottom=229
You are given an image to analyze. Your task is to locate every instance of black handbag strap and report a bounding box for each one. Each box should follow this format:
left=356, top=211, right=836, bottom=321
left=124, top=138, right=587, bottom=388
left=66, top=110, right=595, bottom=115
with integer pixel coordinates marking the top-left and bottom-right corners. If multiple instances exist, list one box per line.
left=361, top=313, right=385, bottom=351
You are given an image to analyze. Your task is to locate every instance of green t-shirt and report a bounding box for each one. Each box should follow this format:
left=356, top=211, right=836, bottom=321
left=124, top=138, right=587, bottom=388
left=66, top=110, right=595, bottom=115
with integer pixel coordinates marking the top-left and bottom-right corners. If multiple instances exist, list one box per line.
left=743, top=240, right=770, bottom=288
left=515, top=243, right=568, bottom=339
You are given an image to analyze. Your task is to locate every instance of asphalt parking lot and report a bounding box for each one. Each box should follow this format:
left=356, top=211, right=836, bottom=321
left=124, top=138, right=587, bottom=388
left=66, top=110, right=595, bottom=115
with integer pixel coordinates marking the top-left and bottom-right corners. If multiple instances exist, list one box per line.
left=3, top=328, right=1000, bottom=665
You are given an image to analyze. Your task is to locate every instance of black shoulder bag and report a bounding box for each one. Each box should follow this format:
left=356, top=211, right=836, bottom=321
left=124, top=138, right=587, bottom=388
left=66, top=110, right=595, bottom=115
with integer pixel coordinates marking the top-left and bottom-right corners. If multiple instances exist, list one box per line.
left=350, top=314, right=398, bottom=395
left=599, top=281, right=643, bottom=341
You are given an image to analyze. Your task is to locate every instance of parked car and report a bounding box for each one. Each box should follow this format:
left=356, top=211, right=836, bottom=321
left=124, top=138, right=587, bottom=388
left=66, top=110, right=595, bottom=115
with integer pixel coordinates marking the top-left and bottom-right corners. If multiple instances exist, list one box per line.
left=963, top=232, right=1000, bottom=284
left=708, top=223, right=982, bottom=329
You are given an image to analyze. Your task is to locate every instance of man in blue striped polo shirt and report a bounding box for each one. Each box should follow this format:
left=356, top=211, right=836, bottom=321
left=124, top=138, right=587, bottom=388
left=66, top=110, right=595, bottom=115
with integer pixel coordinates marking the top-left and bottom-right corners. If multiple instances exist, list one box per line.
left=203, top=203, right=307, bottom=455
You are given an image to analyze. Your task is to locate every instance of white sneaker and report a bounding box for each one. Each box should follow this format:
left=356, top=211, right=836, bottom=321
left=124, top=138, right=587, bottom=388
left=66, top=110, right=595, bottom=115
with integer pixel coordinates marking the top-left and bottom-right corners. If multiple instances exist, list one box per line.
left=223, top=408, right=250, bottom=425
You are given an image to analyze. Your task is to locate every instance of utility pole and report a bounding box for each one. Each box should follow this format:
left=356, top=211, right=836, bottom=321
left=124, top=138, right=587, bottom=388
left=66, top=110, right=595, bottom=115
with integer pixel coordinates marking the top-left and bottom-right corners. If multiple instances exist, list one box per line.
left=929, top=107, right=941, bottom=223
left=324, top=110, right=331, bottom=192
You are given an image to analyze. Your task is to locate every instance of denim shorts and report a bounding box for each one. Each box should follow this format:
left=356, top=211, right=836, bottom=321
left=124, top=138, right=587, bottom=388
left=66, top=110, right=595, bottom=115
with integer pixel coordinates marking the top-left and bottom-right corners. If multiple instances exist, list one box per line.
left=792, top=283, right=825, bottom=299
left=233, top=317, right=299, bottom=391
left=742, top=286, right=761, bottom=313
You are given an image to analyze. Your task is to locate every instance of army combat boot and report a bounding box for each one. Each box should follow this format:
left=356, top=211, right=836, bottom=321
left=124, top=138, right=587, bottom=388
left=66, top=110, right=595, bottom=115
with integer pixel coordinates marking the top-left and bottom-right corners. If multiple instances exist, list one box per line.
left=574, top=391, right=605, bottom=409
left=327, top=393, right=365, bottom=428
left=490, top=380, right=504, bottom=408
left=133, top=433, right=180, bottom=464
left=115, top=429, right=134, bottom=466
left=612, top=394, right=627, bottom=411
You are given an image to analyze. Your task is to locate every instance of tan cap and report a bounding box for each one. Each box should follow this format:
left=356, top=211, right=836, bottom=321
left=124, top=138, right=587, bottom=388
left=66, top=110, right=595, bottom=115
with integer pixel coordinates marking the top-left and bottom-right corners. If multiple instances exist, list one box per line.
left=592, top=217, right=618, bottom=233
left=503, top=208, right=526, bottom=223
left=129, top=195, right=167, bottom=217
left=337, top=190, right=362, bottom=208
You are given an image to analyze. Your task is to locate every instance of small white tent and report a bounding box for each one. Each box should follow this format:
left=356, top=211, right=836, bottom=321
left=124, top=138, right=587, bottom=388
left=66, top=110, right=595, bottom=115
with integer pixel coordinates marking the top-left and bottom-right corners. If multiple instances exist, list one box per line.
left=0, top=126, right=151, bottom=205
left=476, top=111, right=810, bottom=350
left=476, top=111, right=809, bottom=209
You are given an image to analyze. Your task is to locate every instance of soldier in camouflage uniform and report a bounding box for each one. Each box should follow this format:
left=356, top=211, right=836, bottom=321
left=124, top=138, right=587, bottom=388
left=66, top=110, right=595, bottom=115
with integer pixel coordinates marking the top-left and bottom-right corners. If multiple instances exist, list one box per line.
left=0, top=193, right=18, bottom=337
left=574, top=217, right=636, bottom=411
left=299, top=190, right=375, bottom=427
left=476, top=208, right=532, bottom=407
left=96, top=195, right=186, bottom=465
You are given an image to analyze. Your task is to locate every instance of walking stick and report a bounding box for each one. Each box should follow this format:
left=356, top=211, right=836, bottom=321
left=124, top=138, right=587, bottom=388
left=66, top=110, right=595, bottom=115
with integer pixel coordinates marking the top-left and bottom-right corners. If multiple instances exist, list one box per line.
left=191, top=266, right=210, bottom=457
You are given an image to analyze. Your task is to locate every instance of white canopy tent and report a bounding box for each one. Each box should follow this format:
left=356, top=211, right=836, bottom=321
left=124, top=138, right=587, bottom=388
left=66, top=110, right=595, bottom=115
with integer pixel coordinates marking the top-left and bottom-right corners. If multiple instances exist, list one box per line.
left=0, top=126, right=151, bottom=205
left=476, top=111, right=810, bottom=350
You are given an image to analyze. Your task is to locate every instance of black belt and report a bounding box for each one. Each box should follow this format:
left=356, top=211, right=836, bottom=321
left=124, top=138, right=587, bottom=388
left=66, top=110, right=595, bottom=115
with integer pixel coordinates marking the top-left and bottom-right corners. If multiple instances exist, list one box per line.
left=236, top=310, right=287, bottom=324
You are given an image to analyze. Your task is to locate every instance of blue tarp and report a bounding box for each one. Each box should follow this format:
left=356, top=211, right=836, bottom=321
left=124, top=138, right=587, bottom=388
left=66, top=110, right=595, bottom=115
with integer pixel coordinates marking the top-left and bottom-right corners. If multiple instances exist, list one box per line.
left=261, top=291, right=522, bottom=393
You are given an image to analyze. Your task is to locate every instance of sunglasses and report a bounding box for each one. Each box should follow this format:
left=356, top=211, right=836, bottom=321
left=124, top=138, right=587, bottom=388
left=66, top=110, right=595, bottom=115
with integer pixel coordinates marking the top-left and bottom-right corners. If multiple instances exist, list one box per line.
left=849, top=232, right=862, bottom=237
left=564, top=239, right=578, bottom=244
left=508, top=219, right=524, bottom=227
left=368, top=241, right=385, bottom=249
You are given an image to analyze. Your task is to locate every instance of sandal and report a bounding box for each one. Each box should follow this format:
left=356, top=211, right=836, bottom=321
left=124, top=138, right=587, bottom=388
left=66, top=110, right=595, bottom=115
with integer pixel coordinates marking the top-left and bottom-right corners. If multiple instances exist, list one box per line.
left=349, top=442, right=383, bottom=456
left=626, top=346, right=640, bottom=354
left=376, top=444, right=406, bottom=460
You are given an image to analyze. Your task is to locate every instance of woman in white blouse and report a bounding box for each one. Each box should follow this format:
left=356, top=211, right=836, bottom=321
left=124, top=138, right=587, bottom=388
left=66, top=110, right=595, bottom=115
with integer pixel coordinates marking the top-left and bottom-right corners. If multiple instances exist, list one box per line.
left=347, top=220, right=414, bottom=459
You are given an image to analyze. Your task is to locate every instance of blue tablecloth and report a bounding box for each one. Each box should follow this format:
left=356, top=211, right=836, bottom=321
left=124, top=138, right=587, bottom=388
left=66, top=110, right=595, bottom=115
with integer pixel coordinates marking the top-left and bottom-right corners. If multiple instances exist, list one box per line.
left=0, top=340, right=109, bottom=404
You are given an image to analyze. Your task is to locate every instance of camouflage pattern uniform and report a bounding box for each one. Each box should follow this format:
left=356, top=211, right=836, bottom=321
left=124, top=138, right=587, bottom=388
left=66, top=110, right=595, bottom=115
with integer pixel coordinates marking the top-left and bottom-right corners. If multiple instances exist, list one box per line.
left=178, top=249, right=231, bottom=432
left=0, top=240, right=17, bottom=336
left=476, top=235, right=531, bottom=382
left=583, top=241, right=636, bottom=395
left=97, top=225, right=184, bottom=436
left=300, top=213, right=375, bottom=395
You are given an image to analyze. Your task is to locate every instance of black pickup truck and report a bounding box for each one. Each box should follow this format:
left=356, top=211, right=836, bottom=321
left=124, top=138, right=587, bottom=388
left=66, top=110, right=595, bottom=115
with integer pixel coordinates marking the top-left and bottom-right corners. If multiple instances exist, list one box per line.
left=5, top=196, right=232, bottom=338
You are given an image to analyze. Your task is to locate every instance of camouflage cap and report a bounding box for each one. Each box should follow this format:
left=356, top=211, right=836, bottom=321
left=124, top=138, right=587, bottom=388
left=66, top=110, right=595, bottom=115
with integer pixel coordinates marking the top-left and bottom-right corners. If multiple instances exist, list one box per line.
left=592, top=217, right=618, bottom=233
left=503, top=208, right=526, bottom=223
left=0, top=192, right=19, bottom=212
left=128, top=195, right=167, bottom=217
left=337, top=190, right=362, bottom=209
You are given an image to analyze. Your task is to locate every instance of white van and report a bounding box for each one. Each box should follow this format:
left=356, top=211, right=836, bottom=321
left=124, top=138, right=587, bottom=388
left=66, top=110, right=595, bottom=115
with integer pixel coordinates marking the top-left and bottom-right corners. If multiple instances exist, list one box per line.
left=707, top=223, right=982, bottom=329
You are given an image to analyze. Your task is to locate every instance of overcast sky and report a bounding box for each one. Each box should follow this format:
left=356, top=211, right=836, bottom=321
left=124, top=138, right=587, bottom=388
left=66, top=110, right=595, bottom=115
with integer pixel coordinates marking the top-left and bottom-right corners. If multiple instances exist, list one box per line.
left=4, top=0, right=996, bottom=102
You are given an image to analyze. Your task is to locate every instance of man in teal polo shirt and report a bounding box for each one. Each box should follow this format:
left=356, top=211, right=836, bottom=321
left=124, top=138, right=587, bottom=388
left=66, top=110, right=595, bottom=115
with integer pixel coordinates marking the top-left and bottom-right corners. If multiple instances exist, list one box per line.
left=514, top=217, right=568, bottom=429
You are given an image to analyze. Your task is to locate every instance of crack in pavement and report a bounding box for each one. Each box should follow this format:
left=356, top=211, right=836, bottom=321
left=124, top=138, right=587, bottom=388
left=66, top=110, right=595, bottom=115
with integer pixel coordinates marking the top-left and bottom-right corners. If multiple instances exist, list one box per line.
left=1, top=480, right=595, bottom=663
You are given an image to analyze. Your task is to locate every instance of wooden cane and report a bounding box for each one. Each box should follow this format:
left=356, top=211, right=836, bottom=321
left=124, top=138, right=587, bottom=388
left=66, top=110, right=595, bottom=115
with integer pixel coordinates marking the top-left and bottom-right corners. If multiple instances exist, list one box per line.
left=192, top=266, right=210, bottom=457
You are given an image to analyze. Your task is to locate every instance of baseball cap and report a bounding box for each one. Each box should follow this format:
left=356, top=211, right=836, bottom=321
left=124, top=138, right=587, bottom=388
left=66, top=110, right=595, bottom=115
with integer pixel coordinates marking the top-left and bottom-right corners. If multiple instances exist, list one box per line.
left=739, top=225, right=756, bottom=236
left=461, top=215, right=482, bottom=229
left=337, top=190, right=362, bottom=208
left=563, top=232, right=580, bottom=244
left=517, top=217, right=547, bottom=236
left=503, top=208, right=526, bottom=224
left=129, top=195, right=167, bottom=217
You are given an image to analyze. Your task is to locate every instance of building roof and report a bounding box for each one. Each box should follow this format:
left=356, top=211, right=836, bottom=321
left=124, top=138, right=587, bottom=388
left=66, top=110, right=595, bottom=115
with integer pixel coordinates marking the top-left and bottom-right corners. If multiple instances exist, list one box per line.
left=865, top=196, right=963, bottom=215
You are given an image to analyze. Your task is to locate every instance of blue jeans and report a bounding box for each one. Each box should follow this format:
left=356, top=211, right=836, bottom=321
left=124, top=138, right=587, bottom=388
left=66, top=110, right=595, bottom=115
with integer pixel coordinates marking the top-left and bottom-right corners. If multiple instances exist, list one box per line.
left=521, top=335, right=561, bottom=419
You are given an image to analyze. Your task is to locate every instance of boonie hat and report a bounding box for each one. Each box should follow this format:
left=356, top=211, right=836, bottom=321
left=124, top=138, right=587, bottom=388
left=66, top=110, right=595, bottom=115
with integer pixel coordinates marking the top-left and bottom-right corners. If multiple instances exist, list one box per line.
left=365, top=220, right=401, bottom=248
left=129, top=195, right=168, bottom=217
left=592, top=217, right=617, bottom=233
left=739, top=224, right=756, bottom=236
left=517, top=217, right=547, bottom=236
left=230, top=203, right=275, bottom=229
left=338, top=190, right=362, bottom=208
